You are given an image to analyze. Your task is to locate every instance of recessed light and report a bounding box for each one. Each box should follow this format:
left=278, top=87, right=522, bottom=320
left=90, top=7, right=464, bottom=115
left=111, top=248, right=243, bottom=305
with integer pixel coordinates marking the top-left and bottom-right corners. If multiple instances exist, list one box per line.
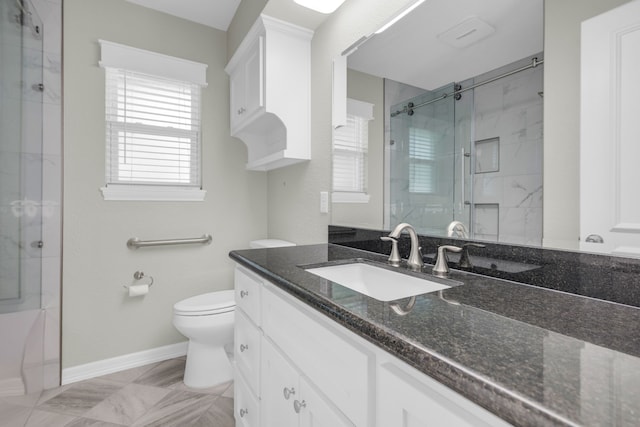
left=294, top=0, right=346, bottom=14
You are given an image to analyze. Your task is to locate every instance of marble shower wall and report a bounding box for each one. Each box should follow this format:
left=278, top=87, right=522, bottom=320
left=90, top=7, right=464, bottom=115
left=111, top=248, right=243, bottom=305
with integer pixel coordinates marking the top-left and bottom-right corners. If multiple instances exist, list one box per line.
left=472, top=57, right=544, bottom=246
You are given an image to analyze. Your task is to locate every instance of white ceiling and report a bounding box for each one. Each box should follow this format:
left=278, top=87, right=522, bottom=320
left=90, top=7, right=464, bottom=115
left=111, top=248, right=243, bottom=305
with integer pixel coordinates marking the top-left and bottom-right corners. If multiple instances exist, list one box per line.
left=125, top=0, right=242, bottom=31
left=123, top=0, right=543, bottom=91
left=348, top=0, right=544, bottom=91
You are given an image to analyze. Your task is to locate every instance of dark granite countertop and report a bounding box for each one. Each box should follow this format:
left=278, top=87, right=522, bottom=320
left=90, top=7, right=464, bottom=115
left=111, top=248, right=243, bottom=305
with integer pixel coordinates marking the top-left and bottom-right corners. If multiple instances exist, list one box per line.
left=229, top=244, right=640, bottom=427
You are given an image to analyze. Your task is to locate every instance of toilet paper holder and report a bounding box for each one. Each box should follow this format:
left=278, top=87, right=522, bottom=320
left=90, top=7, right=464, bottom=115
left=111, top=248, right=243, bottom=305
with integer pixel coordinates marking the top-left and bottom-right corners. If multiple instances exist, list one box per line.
left=123, top=271, right=154, bottom=289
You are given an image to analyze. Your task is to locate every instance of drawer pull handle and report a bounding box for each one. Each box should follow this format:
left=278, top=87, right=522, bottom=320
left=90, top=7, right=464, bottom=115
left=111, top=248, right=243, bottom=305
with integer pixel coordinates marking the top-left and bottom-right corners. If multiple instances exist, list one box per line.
left=240, top=290, right=249, bottom=298
left=239, top=408, right=249, bottom=418
left=283, top=387, right=296, bottom=400
left=240, top=344, right=249, bottom=352
left=293, top=399, right=307, bottom=414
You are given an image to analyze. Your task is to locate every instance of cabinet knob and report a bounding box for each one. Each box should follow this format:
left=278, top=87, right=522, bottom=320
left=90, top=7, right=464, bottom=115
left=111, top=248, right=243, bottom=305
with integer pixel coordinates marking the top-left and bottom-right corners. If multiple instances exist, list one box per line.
left=239, top=408, right=249, bottom=418
left=240, top=344, right=249, bottom=352
left=283, top=387, right=296, bottom=400
left=293, top=399, right=307, bottom=414
left=240, top=290, right=249, bottom=298
left=237, top=107, right=246, bottom=115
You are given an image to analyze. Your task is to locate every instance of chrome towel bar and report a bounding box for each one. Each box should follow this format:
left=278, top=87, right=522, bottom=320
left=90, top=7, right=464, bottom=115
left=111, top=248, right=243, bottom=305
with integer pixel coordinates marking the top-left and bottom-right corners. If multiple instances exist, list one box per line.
left=127, top=234, right=212, bottom=249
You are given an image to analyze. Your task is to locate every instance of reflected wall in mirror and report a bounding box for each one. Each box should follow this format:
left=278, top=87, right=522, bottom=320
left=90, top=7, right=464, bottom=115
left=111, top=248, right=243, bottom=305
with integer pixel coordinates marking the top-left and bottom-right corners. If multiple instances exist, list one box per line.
left=330, top=0, right=640, bottom=256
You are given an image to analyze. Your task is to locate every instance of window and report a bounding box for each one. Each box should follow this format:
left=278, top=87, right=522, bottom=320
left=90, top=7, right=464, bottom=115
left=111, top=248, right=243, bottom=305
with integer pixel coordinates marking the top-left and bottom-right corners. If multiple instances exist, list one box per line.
left=98, top=40, right=208, bottom=201
left=409, top=127, right=436, bottom=194
left=332, top=98, right=373, bottom=203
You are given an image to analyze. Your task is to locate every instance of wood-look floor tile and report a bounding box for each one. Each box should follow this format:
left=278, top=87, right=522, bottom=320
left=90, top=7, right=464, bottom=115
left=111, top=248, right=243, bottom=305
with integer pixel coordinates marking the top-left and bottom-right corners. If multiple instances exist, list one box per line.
left=24, top=409, right=78, bottom=426
left=130, top=390, right=216, bottom=427
left=37, top=379, right=122, bottom=416
left=66, top=418, right=124, bottom=427
left=192, top=396, right=234, bottom=427
left=83, top=383, right=170, bottom=425
left=133, top=359, right=186, bottom=389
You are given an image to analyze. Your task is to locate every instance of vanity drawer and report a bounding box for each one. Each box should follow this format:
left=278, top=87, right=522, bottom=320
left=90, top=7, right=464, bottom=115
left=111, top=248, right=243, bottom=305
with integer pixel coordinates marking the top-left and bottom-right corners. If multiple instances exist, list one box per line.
left=235, top=369, right=260, bottom=427
left=262, top=284, right=372, bottom=427
left=235, top=309, right=261, bottom=397
left=235, top=266, right=262, bottom=325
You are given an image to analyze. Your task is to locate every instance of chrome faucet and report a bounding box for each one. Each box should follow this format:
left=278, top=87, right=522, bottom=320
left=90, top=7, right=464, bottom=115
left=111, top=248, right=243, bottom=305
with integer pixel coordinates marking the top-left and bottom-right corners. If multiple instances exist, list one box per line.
left=458, top=243, right=486, bottom=268
left=386, top=223, right=423, bottom=269
left=432, top=245, right=462, bottom=278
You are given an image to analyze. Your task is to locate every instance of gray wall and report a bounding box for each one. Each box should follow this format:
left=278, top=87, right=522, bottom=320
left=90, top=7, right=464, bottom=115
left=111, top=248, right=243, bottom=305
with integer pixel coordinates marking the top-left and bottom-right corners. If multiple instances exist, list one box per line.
left=62, top=0, right=268, bottom=368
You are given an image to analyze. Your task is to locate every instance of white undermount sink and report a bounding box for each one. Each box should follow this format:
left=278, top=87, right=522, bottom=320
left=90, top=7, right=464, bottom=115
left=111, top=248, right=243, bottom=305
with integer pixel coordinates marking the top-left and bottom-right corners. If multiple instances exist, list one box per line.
left=305, top=262, right=451, bottom=302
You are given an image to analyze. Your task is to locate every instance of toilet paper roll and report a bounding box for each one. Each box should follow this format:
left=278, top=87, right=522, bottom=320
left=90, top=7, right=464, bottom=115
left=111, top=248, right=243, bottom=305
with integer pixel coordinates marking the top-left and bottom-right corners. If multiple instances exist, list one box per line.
left=128, top=284, right=149, bottom=297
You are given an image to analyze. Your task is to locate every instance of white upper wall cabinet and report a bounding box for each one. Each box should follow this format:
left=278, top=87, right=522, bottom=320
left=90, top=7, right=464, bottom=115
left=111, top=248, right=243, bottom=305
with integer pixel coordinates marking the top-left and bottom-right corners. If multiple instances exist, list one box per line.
left=225, top=15, right=313, bottom=171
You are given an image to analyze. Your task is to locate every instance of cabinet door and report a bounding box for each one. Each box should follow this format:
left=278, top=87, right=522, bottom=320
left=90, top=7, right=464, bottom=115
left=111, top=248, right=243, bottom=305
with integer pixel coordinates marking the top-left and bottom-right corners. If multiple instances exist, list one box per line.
left=261, top=337, right=298, bottom=427
left=235, top=371, right=260, bottom=427
left=235, top=310, right=261, bottom=396
left=243, top=35, right=264, bottom=120
left=298, top=377, right=354, bottom=427
left=229, top=60, right=246, bottom=132
left=378, top=363, right=511, bottom=427
left=234, top=266, right=261, bottom=326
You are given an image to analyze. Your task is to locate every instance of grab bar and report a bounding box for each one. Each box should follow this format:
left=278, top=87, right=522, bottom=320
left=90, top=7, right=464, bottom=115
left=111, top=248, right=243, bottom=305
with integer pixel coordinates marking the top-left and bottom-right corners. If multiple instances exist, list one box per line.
left=127, top=234, right=212, bottom=249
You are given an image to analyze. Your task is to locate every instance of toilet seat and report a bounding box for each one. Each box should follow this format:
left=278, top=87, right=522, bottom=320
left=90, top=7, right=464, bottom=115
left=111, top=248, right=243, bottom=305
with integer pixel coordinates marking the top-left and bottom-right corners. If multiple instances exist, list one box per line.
left=173, top=290, right=236, bottom=316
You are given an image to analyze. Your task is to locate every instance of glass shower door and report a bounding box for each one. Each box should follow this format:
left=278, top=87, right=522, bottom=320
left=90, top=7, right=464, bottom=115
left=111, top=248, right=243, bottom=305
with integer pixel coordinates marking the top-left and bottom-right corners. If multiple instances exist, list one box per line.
left=388, top=84, right=459, bottom=236
left=0, top=0, right=45, bottom=396
left=0, top=0, right=43, bottom=313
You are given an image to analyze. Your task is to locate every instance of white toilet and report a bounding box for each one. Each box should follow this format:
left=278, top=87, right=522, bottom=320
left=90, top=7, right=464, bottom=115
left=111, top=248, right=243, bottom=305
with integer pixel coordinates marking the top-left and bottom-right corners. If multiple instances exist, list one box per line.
left=172, top=239, right=294, bottom=389
left=173, top=290, right=235, bottom=388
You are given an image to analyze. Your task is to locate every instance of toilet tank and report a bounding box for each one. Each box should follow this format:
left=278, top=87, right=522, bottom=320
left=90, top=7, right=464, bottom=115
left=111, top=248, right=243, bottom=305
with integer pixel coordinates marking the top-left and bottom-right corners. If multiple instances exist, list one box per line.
left=249, top=239, right=296, bottom=248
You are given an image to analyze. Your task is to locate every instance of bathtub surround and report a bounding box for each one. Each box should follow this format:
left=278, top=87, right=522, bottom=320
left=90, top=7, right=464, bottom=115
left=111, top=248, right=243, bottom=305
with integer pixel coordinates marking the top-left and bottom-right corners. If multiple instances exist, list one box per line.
left=329, top=225, right=640, bottom=309
left=63, top=0, right=267, bottom=370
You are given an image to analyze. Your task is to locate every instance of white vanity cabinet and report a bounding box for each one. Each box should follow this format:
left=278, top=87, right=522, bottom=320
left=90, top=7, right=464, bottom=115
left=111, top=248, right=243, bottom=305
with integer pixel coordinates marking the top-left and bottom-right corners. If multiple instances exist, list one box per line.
left=234, top=266, right=263, bottom=424
left=376, top=361, right=512, bottom=427
left=225, top=15, right=313, bottom=171
left=233, top=264, right=513, bottom=427
left=261, top=337, right=353, bottom=427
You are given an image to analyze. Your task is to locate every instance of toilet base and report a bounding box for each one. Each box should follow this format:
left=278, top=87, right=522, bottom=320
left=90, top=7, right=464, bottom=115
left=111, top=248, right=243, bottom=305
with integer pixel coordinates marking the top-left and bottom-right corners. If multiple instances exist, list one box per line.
left=183, top=340, right=233, bottom=389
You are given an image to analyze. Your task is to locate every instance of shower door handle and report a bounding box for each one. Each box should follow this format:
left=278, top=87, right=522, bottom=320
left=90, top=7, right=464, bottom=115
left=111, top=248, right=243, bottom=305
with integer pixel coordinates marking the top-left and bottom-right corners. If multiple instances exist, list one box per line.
left=461, top=149, right=469, bottom=205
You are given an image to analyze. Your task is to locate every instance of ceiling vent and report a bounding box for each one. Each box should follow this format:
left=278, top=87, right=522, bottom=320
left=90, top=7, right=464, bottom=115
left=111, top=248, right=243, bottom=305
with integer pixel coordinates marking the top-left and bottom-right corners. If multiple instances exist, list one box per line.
left=437, top=16, right=495, bottom=49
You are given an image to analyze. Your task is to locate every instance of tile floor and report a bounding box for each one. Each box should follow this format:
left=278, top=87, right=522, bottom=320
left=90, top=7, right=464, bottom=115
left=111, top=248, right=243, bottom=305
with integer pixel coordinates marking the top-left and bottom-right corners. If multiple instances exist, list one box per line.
left=0, top=358, right=234, bottom=427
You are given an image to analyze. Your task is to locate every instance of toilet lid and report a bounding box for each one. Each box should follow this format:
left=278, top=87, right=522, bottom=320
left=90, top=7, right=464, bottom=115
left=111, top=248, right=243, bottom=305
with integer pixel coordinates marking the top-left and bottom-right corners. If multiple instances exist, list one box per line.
left=173, top=290, right=236, bottom=316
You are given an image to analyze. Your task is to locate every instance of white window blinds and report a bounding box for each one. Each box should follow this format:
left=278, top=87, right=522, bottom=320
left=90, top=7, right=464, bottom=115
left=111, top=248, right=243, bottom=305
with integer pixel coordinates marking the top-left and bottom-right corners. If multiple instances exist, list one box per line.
left=409, top=127, right=436, bottom=194
left=98, top=40, right=207, bottom=201
left=332, top=99, right=374, bottom=198
left=105, top=69, right=201, bottom=187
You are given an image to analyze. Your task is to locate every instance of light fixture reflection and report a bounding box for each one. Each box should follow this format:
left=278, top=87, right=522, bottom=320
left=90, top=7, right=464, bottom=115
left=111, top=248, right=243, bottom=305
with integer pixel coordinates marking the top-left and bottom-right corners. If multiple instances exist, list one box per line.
left=294, top=0, right=346, bottom=14
left=375, top=0, right=426, bottom=34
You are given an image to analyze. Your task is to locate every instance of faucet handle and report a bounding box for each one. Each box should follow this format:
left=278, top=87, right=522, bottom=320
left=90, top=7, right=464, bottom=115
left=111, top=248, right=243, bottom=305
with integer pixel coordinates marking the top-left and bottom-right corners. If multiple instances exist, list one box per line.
left=380, top=236, right=401, bottom=265
left=432, top=245, right=462, bottom=278
left=459, top=243, right=486, bottom=268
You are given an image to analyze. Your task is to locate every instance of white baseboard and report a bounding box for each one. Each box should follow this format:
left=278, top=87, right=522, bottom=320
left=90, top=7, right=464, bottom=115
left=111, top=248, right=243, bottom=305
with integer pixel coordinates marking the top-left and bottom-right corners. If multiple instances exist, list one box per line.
left=61, top=341, right=188, bottom=385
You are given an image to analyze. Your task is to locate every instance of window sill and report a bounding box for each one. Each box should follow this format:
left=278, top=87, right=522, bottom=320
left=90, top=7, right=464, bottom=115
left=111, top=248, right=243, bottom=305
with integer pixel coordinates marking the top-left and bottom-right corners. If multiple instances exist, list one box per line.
left=332, top=192, right=370, bottom=204
left=100, top=186, right=206, bottom=201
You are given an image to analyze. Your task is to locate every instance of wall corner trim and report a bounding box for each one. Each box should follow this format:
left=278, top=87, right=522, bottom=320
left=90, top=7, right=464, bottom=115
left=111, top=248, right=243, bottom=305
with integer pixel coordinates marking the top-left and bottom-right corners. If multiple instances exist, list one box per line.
left=61, top=341, right=188, bottom=385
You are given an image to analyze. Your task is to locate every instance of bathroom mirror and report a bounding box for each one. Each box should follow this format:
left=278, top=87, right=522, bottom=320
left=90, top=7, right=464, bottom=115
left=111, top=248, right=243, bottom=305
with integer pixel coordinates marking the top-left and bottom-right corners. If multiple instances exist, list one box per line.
left=330, top=0, right=638, bottom=256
